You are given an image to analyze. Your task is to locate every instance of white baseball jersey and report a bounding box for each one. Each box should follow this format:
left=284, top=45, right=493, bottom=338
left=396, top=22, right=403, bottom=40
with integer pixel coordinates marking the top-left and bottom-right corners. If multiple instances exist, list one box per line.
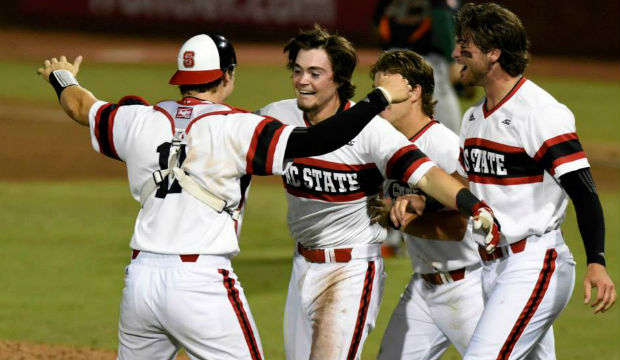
left=378, top=120, right=484, bottom=360
left=459, top=77, right=589, bottom=246
left=88, top=96, right=295, bottom=255
left=258, top=99, right=435, bottom=248
left=383, top=120, right=480, bottom=273
left=459, top=77, right=581, bottom=360
left=259, top=98, right=435, bottom=360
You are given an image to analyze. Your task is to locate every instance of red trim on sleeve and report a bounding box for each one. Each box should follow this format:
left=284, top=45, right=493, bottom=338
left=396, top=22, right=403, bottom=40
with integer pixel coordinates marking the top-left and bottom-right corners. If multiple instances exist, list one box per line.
left=401, top=157, right=432, bottom=182
left=548, top=151, right=587, bottom=175
left=386, top=144, right=431, bottom=182
left=107, top=106, right=120, bottom=159
left=265, top=125, right=286, bottom=174
left=533, top=133, right=579, bottom=162
left=93, top=103, right=108, bottom=146
left=386, top=144, right=418, bottom=176
left=246, top=119, right=270, bottom=174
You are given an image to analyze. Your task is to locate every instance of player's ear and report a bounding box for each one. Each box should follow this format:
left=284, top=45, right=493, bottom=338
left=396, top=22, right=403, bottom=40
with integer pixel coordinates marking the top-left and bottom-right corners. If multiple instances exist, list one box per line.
left=487, top=48, right=501, bottom=63
left=411, top=84, right=422, bottom=102
left=222, top=70, right=234, bottom=86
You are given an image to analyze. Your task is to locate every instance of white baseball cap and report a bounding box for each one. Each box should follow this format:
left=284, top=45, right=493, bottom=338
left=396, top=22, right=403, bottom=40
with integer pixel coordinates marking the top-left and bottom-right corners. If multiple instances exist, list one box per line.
left=169, top=34, right=237, bottom=85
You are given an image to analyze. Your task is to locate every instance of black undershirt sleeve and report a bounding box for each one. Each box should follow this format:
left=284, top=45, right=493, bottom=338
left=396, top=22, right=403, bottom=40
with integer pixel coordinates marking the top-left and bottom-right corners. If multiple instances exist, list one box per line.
left=559, top=168, right=606, bottom=266
left=284, top=89, right=389, bottom=159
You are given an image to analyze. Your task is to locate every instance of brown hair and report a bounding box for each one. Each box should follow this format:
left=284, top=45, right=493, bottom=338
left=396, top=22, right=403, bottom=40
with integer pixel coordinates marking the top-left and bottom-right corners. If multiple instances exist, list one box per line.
left=455, top=2, right=530, bottom=76
left=179, top=67, right=235, bottom=95
left=284, top=24, right=357, bottom=101
left=370, top=49, right=436, bottom=117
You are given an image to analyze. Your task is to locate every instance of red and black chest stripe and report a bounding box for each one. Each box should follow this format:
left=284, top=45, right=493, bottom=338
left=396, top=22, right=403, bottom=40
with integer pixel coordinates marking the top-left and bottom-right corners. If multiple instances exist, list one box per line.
left=461, top=138, right=544, bottom=185
left=282, top=158, right=383, bottom=202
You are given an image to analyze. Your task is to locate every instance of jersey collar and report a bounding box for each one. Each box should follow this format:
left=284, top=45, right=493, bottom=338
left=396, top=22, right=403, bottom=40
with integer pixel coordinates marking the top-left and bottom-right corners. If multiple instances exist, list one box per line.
left=409, top=118, right=439, bottom=142
left=483, top=76, right=527, bottom=118
left=178, top=96, right=214, bottom=105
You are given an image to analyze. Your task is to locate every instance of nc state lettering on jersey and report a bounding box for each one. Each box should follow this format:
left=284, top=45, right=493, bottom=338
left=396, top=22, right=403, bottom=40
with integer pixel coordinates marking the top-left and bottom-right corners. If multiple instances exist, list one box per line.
left=386, top=180, right=417, bottom=199
left=282, top=161, right=383, bottom=201
left=284, top=164, right=360, bottom=193
left=462, top=148, right=507, bottom=175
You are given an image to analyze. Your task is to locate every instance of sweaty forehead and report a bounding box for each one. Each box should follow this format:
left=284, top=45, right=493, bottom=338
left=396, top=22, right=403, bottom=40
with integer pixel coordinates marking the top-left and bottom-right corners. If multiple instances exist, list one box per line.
left=294, top=48, right=333, bottom=72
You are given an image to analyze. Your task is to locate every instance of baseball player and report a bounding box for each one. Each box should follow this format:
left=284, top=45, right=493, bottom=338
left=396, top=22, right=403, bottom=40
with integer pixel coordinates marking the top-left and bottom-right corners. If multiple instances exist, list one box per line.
left=369, top=50, right=484, bottom=360
left=257, top=25, right=500, bottom=360
left=37, top=34, right=416, bottom=360
left=393, top=3, right=617, bottom=359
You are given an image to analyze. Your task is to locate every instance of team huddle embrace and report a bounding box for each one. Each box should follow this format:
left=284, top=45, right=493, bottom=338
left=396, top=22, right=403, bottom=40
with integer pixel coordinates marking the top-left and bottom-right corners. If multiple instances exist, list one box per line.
left=38, top=2, right=615, bottom=360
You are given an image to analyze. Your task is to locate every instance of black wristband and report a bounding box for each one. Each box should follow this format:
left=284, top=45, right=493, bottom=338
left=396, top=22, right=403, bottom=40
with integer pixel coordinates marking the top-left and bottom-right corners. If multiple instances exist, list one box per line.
left=455, top=188, right=480, bottom=217
left=49, top=70, right=79, bottom=100
left=386, top=216, right=400, bottom=230
left=424, top=194, right=445, bottom=212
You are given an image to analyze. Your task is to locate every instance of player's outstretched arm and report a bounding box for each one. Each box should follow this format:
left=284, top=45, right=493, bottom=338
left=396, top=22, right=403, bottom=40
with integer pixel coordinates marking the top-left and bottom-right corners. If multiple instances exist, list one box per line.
left=284, top=73, right=412, bottom=158
left=37, top=55, right=96, bottom=126
left=392, top=166, right=501, bottom=252
left=560, top=168, right=616, bottom=313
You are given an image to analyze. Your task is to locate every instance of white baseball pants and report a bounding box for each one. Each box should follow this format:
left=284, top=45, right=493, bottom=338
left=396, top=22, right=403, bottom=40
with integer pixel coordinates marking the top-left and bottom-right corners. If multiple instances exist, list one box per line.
left=377, top=266, right=484, bottom=359
left=464, top=230, right=575, bottom=360
left=117, top=251, right=264, bottom=360
left=283, top=251, right=385, bottom=360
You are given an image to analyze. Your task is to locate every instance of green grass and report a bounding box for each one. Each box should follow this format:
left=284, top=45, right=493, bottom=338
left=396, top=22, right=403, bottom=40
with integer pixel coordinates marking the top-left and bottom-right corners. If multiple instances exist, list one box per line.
left=1, top=58, right=618, bottom=357
left=0, top=180, right=618, bottom=358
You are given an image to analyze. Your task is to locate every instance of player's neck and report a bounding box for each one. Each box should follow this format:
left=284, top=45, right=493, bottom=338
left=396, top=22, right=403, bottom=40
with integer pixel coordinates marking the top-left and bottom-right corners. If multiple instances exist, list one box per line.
left=483, top=69, right=522, bottom=110
left=305, top=97, right=342, bottom=125
left=184, top=90, right=227, bottom=104
left=394, top=107, right=431, bottom=140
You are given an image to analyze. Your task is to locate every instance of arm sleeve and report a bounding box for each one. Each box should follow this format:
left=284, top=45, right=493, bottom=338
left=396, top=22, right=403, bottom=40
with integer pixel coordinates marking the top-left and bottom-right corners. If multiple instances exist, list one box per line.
left=559, top=168, right=606, bottom=266
left=284, top=88, right=389, bottom=158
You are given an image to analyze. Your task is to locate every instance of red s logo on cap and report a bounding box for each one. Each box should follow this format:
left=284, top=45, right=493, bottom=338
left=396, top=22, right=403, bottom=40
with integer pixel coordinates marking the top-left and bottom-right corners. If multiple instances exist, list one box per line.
left=183, top=51, right=195, bottom=67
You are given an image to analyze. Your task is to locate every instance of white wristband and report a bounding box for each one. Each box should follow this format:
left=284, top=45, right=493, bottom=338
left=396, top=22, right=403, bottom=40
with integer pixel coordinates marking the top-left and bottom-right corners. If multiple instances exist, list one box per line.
left=375, top=86, right=392, bottom=105
left=50, top=70, right=79, bottom=99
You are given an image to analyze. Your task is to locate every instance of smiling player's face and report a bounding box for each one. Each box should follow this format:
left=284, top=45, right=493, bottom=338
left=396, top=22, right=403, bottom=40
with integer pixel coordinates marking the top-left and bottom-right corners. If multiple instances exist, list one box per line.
left=291, top=49, right=340, bottom=117
left=452, top=38, right=492, bottom=87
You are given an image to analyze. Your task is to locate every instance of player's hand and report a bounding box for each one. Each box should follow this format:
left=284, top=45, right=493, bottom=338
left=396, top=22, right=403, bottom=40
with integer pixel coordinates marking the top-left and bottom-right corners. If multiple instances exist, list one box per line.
left=374, top=73, right=412, bottom=104
left=368, top=192, right=392, bottom=228
left=37, top=55, right=83, bottom=82
left=472, top=201, right=501, bottom=253
left=584, top=263, right=616, bottom=313
left=390, top=194, right=425, bottom=228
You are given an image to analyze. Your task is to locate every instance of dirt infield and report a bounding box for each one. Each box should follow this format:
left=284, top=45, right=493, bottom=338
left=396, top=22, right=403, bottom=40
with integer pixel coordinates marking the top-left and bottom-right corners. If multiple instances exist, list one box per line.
left=0, top=28, right=618, bottom=358
left=0, top=340, right=191, bottom=360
